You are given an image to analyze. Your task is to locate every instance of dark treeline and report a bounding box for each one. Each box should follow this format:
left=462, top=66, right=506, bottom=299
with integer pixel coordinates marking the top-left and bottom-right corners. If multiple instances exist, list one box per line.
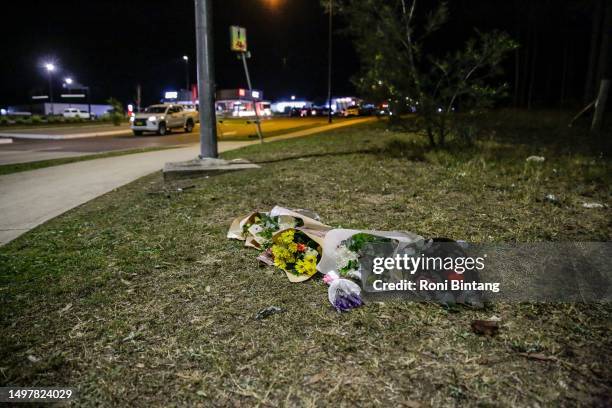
left=427, top=0, right=611, bottom=110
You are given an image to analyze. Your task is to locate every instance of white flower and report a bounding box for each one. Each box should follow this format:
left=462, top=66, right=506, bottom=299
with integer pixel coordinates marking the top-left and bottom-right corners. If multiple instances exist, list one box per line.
left=335, top=244, right=359, bottom=272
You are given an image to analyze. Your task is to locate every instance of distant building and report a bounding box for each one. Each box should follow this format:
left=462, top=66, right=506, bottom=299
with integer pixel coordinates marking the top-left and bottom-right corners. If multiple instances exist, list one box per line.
left=327, top=97, right=361, bottom=113
left=271, top=99, right=313, bottom=114
left=5, top=102, right=112, bottom=117
left=215, top=89, right=271, bottom=117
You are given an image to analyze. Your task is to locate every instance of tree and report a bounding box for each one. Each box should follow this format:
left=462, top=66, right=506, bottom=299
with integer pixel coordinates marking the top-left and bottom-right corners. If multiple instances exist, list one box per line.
left=106, top=98, right=124, bottom=126
left=328, top=0, right=517, bottom=146
left=584, top=0, right=604, bottom=104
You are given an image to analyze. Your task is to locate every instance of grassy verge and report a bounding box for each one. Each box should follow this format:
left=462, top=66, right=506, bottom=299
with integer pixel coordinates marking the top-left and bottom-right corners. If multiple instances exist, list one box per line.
left=0, top=146, right=178, bottom=176
left=0, top=111, right=610, bottom=406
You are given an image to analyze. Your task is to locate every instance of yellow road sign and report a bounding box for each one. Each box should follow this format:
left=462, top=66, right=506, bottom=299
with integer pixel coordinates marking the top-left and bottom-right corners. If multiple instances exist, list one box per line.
left=230, top=26, right=247, bottom=52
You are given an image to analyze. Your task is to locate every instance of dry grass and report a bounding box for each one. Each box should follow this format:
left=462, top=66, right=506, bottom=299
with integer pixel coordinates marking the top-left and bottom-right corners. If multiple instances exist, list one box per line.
left=0, top=111, right=610, bottom=406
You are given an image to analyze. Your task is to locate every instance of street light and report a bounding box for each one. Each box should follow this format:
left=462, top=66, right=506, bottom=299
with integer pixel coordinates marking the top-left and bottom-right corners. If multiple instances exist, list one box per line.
left=64, top=77, right=73, bottom=85
left=44, top=63, right=56, bottom=115
left=182, top=55, right=190, bottom=92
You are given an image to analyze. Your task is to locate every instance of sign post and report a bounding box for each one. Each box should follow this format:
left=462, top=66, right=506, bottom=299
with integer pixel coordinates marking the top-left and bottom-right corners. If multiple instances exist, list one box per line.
left=230, top=25, right=263, bottom=143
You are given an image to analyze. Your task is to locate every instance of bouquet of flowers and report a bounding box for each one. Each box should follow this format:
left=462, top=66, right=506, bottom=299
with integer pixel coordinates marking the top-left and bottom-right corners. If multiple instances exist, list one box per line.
left=265, top=228, right=325, bottom=282
left=318, top=229, right=424, bottom=281
left=335, top=233, right=394, bottom=279
left=242, top=212, right=303, bottom=248
left=227, top=206, right=330, bottom=249
left=324, top=271, right=365, bottom=312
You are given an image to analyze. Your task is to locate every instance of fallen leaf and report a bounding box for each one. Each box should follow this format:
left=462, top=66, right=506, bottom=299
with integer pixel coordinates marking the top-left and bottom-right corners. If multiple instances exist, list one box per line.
left=305, top=373, right=324, bottom=385
left=59, top=303, right=72, bottom=313
left=122, top=331, right=136, bottom=342
left=471, top=319, right=500, bottom=336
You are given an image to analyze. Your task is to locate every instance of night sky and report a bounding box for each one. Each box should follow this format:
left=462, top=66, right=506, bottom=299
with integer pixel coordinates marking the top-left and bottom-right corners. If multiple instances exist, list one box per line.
left=0, top=0, right=595, bottom=108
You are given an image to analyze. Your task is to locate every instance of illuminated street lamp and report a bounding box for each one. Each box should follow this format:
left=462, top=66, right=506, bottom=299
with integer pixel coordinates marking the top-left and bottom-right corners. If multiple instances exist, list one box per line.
left=64, top=77, right=73, bottom=85
left=44, top=63, right=56, bottom=115
left=182, top=55, right=190, bottom=91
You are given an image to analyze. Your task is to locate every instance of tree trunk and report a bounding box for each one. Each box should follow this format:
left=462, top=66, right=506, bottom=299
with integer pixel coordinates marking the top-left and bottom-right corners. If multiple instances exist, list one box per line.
left=584, top=0, right=603, bottom=104
left=560, top=40, right=569, bottom=107
left=521, top=27, right=531, bottom=108
left=513, top=18, right=521, bottom=107
left=591, top=79, right=610, bottom=133
left=425, top=121, right=435, bottom=147
left=594, top=1, right=612, bottom=87
left=527, top=31, right=538, bottom=110
left=514, top=41, right=520, bottom=107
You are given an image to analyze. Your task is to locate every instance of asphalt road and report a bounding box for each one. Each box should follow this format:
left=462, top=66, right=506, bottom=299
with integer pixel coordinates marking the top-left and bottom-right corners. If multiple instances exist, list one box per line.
left=0, top=117, right=346, bottom=165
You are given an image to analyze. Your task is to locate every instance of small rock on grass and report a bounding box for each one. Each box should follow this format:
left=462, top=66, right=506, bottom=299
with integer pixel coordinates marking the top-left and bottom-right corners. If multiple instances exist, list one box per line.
left=27, top=355, right=40, bottom=363
left=255, top=306, right=284, bottom=320
left=544, top=194, right=559, bottom=204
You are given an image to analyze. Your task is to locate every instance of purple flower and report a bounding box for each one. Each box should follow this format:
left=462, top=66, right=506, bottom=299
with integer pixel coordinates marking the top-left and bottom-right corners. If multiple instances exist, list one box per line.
left=333, top=291, right=363, bottom=312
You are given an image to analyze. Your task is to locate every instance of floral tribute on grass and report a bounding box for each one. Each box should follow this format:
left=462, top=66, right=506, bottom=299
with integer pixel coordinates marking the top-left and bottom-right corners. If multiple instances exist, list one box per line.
left=335, top=233, right=394, bottom=280
left=227, top=206, right=330, bottom=250
left=229, top=207, right=481, bottom=312
left=271, top=230, right=320, bottom=278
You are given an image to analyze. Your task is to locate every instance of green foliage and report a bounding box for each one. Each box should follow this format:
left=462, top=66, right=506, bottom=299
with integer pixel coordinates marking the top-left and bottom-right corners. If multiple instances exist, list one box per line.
left=106, top=97, right=124, bottom=126
left=332, top=0, right=518, bottom=146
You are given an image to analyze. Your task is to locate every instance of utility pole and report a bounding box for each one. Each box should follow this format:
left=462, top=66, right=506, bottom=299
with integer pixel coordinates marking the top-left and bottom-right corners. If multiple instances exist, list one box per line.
left=136, top=84, right=141, bottom=113
left=327, top=0, right=333, bottom=124
left=194, top=0, right=218, bottom=158
left=86, top=86, right=91, bottom=116
left=44, top=64, right=55, bottom=115
left=183, top=55, right=190, bottom=91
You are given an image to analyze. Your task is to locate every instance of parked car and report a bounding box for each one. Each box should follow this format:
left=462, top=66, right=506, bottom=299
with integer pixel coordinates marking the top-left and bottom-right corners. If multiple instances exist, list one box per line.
left=62, top=108, right=91, bottom=119
left=342, top=105, right=360, bottom=117
left=130, top=104, right=197, bottom=136
left=309, top=107, right=332, bottom=117
left=359, top=104, right=378, bottom=116
left=178, top=103, right=199, bottom=114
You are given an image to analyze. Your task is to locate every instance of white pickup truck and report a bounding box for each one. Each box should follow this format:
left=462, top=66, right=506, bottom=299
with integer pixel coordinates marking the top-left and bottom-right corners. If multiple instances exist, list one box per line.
left=130, top=104, right=197, bottom=136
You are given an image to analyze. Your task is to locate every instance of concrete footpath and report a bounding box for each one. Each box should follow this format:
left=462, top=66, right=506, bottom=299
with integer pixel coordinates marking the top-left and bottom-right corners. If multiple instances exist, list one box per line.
left=0, top=117, right=372, bottom=245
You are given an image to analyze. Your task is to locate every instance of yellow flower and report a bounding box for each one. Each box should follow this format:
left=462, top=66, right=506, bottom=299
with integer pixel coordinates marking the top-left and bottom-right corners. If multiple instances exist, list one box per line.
left=295, top=253, right=318, bottom=276
left=275, top=230, right=295, bottom=246
left=271, top=245, right=295, bottom=272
